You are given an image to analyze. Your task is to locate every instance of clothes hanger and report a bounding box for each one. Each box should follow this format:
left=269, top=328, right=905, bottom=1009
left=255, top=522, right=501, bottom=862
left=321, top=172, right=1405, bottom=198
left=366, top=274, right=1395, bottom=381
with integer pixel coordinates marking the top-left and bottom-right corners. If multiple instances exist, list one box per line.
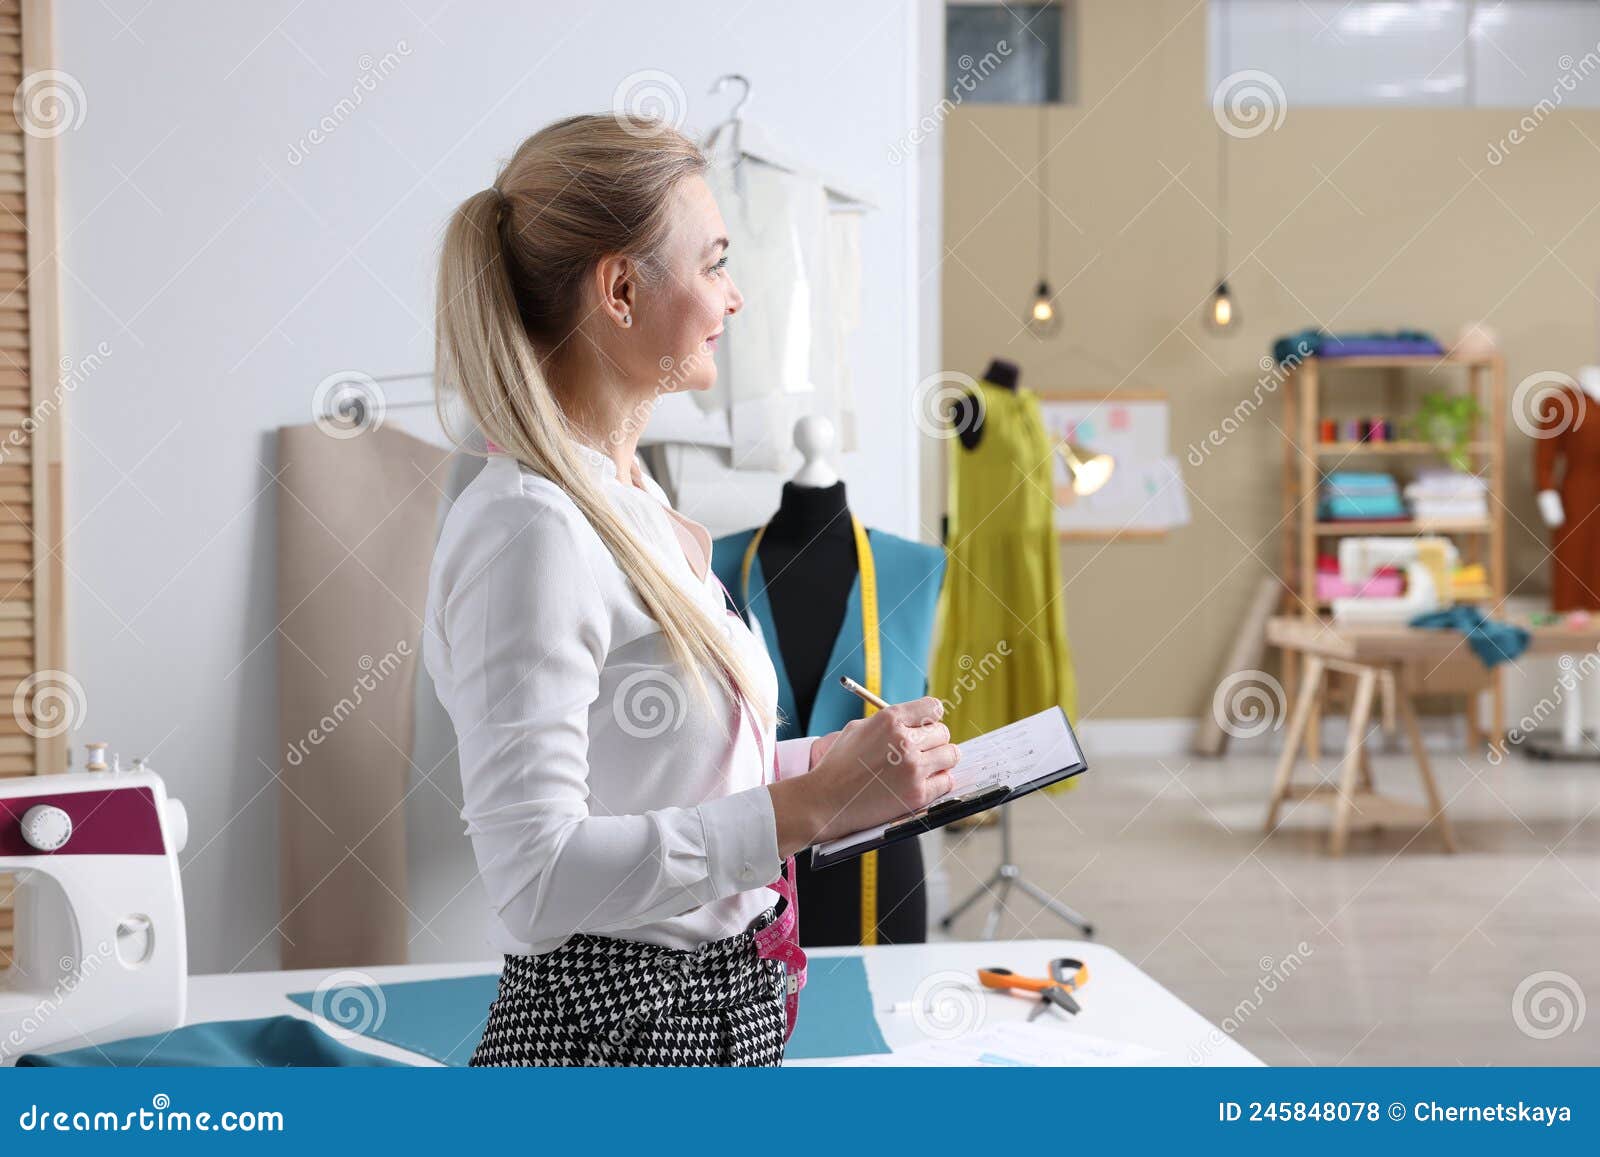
left=701, top=73, right=878, bottom=211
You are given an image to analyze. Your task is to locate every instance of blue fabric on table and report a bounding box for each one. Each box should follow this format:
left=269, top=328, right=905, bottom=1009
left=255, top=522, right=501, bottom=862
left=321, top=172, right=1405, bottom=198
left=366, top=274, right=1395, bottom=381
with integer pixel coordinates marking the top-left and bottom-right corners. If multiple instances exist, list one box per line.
left=288, top=958, right=892, bottom=1064
left=18, top=958, right=892, bottom=1067
left=784, top=955, right=891, bottom=1060
left=1410, top=607, right=1530, bottom=668
left=14, top=1015, right=410, bottom=1067
left=1274, top=328, right=1443, bottom=364
left=287, top=973, right=496, bottom=1067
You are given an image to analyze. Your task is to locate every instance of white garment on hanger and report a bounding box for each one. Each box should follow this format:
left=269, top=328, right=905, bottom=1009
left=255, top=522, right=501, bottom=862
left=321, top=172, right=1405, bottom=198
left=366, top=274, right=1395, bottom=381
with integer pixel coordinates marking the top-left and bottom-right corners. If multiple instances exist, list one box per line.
left=642, top=155, right=863, bottom=480
left=826, top=210, right=863, bottom=451
left=685, top=160, right=810, bottom=471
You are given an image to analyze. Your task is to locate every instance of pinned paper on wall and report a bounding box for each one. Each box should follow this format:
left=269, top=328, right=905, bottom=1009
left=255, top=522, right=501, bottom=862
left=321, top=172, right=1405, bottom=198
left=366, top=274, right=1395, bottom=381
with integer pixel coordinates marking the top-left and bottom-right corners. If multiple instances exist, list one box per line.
left=1037, top=392, right=1189, bottom=538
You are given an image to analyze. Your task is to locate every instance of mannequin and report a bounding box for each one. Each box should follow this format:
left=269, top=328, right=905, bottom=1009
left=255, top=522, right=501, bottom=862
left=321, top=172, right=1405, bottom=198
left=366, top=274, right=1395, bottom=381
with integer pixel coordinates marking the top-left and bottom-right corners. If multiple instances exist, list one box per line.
left=949, top=357, right=1019, bottom=450
left=1536, top=365, right=1600, bottom=531
left=711, top=417, right=945, bottom=946
left=753, top=419, right=857, bottom=731
left=1534, top=365, right=1600, bottom=753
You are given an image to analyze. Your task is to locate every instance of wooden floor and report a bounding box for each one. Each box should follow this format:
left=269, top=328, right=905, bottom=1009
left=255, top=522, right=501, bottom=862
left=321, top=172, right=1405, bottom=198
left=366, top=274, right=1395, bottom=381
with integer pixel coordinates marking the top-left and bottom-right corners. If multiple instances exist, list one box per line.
left=925, top=742, right=1600, bottom=1065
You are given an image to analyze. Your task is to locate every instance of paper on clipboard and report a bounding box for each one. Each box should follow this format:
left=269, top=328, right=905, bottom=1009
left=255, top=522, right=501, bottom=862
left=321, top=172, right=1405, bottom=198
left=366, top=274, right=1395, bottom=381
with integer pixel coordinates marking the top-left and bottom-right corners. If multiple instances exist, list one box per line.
left=811, top=706, right=1084, bottom=862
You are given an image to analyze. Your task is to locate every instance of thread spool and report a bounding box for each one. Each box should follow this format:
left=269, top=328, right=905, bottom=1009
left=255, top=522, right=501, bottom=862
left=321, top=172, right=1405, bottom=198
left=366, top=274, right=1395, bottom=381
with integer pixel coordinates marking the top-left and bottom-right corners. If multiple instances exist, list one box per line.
left=84, top=742, right=108, bottom=772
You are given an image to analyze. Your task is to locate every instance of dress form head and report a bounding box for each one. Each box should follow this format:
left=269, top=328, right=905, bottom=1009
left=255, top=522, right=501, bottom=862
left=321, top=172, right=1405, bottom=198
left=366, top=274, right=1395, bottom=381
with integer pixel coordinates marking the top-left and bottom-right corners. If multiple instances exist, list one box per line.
left=791, top=415, right=840, bottom=488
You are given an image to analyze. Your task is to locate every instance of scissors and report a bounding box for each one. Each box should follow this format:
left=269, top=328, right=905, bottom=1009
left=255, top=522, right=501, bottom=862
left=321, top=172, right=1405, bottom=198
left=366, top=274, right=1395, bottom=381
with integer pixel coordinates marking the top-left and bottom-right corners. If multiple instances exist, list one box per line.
left=977, top=957, right=1089, bottom=1020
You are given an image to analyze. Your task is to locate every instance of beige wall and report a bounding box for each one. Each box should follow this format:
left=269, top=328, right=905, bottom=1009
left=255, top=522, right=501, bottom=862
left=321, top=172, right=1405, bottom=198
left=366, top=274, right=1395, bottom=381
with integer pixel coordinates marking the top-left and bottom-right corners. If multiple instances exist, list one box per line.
left=939, top=0, right=1600, bottom=720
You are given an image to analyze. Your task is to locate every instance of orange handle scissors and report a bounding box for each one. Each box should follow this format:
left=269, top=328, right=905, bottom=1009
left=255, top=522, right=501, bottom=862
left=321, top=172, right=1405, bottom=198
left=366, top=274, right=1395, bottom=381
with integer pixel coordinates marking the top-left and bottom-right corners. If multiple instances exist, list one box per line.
left=978, top=957, right=1089, bottom=1019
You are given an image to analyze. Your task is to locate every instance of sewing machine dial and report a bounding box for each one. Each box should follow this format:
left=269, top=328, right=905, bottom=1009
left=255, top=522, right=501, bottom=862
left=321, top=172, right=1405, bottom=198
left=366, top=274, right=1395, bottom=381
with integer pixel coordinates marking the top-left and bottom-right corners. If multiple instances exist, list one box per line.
left=19, top=803, right=72, bottom=851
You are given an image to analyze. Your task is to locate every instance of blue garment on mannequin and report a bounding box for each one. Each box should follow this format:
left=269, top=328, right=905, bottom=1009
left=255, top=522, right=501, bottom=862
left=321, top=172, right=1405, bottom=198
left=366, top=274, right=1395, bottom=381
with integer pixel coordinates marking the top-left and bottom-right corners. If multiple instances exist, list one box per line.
left=712, top=527, right=946, bottom=740
left=713, top=525, right=946, bottom=946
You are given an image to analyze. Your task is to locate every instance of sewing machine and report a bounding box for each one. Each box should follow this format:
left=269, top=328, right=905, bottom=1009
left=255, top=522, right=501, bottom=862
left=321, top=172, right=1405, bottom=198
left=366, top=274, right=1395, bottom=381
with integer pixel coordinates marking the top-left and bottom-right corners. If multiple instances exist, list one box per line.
left=0, top=768, right=189, bottom=1063
left=1331, top=536, right=1459, bottom=625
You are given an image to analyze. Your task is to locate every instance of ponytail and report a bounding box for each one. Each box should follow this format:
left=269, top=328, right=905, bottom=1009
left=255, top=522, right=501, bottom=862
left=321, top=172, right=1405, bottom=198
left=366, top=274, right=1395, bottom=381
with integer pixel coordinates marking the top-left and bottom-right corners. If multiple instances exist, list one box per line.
left=435, top=121, right=774, bottom=731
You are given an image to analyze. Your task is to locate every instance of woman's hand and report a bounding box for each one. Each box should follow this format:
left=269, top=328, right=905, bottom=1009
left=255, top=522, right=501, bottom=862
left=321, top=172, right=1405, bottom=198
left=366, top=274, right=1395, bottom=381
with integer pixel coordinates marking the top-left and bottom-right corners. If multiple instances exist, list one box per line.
left=768, top=697, right=958, bottom=857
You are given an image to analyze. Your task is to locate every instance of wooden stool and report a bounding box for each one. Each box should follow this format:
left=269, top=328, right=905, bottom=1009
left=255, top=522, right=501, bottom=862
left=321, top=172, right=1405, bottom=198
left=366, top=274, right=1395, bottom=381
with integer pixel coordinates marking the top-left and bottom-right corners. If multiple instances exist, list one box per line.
left=1264, top=652, right=1457, bottom=856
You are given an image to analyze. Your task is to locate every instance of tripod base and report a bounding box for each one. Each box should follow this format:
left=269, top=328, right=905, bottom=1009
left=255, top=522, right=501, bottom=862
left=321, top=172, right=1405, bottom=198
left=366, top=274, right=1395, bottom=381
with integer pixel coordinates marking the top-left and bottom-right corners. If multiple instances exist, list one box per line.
left=937, top=806, right=1094, bottom=940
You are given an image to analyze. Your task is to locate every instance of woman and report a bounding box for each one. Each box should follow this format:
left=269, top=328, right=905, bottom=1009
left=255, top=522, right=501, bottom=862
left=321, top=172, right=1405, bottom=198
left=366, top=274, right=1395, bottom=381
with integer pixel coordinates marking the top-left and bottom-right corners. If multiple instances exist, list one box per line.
left=423, top=112, right=960, bottom=1067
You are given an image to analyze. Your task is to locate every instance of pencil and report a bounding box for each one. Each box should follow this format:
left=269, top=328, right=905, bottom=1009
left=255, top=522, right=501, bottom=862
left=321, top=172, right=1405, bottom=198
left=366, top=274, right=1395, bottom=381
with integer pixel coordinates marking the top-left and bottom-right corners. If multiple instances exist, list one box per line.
left=839, top=675, right=892, bottom=712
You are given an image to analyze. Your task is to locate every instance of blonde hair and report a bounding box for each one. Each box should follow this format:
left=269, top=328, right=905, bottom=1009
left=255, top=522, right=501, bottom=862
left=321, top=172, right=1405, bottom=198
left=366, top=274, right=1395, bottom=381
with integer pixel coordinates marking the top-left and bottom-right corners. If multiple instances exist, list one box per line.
left=435, top=112, right=773, bottom=730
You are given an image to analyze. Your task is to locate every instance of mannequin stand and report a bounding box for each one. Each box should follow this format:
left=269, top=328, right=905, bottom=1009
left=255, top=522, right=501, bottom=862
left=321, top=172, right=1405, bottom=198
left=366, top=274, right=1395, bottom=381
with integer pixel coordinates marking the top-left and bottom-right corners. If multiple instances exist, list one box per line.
left=1523, top=680, right=1600, bottom=760
left=938, top=806, right=1094, bottom=940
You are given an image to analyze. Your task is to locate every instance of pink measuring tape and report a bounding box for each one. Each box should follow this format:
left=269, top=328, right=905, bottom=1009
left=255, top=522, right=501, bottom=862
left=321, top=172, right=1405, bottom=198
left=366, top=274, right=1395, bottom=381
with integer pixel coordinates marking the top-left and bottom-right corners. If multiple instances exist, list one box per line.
left=715, top=575, right=807, bottom=1041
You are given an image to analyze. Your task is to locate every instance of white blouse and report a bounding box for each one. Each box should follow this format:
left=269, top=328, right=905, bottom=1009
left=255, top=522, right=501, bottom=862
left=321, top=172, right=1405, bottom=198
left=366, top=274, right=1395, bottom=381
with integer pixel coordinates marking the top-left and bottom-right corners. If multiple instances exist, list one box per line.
left=422, top=440, right=817, bottom=956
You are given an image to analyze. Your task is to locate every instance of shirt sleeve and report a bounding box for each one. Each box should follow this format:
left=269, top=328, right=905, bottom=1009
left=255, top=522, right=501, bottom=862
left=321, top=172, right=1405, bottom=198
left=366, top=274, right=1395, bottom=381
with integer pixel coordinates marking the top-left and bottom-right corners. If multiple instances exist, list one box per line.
left=775, top=736, right=819, bottom=780
left=434, top=496, right=781, bottom=947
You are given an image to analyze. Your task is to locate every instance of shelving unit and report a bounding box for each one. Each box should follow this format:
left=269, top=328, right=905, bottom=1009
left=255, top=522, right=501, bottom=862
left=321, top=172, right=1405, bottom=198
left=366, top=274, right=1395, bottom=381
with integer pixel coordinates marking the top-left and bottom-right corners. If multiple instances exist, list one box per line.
left=1279, top=352, right=1507, bottom=753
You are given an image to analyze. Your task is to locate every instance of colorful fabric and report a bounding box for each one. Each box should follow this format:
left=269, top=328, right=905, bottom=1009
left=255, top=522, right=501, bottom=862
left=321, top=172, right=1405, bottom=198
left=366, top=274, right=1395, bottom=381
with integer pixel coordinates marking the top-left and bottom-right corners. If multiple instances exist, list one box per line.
left=1409, top=607, right=1530, bottom=668
left=1273, top=328, right=1443, bottom=364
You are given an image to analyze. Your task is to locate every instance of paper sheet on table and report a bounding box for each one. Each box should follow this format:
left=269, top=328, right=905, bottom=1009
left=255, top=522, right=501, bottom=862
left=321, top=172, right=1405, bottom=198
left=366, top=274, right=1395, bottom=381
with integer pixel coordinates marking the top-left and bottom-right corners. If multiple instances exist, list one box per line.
left=847, top=1021, right=1163, bottom=1067
left=813, top=706, right=1082, bottom=861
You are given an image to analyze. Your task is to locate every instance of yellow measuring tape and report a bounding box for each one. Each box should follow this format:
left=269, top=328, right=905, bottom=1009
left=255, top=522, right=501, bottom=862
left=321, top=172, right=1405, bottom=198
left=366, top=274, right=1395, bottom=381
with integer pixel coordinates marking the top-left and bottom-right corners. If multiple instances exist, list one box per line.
left=741, top=515, right=882, bottom=946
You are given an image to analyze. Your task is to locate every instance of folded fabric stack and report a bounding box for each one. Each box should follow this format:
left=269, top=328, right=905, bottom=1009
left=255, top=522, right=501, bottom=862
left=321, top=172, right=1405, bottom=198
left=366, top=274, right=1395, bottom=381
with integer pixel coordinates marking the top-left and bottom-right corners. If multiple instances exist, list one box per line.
left=1405, top=469, right=1488, bottom=522
left=1273, top=328, right=1444, bottom=365
left=1319, top=472, right=1406, bottom=521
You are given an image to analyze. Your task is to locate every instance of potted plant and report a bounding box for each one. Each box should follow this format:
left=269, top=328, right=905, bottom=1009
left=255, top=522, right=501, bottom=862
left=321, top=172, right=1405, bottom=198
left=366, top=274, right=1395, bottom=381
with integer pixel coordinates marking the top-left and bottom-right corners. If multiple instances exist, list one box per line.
left=1413, top=391, right=1482, bottom=471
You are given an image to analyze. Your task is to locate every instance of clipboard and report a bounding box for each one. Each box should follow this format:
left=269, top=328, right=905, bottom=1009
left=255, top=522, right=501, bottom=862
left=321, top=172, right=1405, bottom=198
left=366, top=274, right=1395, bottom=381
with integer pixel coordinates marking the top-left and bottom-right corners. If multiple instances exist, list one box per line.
left=809, top=706, right=1089, bottom=870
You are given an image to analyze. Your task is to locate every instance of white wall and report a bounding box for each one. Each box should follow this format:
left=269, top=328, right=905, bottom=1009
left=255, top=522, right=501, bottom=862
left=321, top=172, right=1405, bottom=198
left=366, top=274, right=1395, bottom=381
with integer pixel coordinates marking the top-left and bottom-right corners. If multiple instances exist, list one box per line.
left=56, top=0, right=942, bottom=971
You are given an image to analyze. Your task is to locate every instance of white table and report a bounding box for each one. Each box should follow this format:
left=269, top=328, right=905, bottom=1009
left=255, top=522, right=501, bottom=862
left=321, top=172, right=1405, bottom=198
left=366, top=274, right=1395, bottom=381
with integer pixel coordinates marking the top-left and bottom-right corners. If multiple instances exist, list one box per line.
left=183, top=939, right=1258, bottom=1067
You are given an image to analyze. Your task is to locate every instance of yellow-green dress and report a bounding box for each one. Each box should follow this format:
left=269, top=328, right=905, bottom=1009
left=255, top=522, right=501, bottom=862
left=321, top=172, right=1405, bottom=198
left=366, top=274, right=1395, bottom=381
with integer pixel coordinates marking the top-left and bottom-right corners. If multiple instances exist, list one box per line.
left=932, top=380, right=1077, bottom=792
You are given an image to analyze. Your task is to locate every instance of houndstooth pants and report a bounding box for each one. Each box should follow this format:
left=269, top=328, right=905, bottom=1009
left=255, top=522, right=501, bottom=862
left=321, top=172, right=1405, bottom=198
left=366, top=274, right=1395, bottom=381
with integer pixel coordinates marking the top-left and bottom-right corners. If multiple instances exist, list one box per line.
left=469, top=907, right=788, bottom=1067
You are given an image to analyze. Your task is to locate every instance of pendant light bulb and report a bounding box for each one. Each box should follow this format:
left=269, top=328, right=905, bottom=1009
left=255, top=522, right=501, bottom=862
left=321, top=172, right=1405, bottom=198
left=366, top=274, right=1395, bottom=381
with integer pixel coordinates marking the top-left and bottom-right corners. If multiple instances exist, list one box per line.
left=1026, top=279, right=1062, bottom=339
left=1203, top=280, right=1241, bottom=335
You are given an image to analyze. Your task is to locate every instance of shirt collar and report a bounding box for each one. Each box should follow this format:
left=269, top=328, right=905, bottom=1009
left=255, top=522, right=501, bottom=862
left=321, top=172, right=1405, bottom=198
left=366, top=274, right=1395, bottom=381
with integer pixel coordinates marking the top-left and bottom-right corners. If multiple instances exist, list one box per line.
left=567, top=435, right=631, bottom=483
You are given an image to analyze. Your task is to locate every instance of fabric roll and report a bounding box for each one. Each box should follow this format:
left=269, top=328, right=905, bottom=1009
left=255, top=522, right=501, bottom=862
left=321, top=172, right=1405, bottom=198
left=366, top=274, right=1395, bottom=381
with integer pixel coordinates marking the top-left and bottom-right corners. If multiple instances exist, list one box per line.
left=276, top=422, right=452, bottom=968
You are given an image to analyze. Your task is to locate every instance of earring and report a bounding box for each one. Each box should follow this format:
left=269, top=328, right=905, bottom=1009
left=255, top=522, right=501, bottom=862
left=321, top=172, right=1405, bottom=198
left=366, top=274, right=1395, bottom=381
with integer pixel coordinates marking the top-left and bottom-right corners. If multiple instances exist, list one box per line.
left=622, top=313, right=631, bottom=326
